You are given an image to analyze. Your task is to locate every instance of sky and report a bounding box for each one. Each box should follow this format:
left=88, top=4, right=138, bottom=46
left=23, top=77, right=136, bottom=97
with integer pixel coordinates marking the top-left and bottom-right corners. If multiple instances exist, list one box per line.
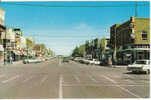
left=0, top=1, right=150, bottom=55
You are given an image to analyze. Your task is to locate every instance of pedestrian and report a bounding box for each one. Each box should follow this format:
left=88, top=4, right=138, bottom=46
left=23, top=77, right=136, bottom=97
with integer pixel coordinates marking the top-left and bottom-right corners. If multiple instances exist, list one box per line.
left=10, top=56, right=13, bottom=64
left=108, top=57, right=113, bottom=67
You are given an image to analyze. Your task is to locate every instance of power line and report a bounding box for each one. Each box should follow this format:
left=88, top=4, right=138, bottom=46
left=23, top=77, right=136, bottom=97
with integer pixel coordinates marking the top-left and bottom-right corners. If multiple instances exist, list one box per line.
left=0, top=3, right=149, bottom=8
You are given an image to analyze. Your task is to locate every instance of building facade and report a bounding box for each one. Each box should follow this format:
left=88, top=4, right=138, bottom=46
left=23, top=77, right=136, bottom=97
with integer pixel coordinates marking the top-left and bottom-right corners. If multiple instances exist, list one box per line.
left=110, top=16, right=150, bottom=64
left=0, top=7, right=6, bottom=64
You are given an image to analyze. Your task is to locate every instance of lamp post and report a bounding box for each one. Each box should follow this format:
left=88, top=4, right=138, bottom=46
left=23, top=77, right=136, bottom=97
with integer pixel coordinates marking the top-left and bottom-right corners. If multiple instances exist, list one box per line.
left=113, top=28, right=117, bottom=64
left=3, top=31, right=7, bottom=65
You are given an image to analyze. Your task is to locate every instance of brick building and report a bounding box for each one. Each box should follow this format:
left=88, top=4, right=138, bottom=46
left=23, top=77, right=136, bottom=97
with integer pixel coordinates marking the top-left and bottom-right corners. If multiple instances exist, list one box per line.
left=110, top=16, right=150, bottom=64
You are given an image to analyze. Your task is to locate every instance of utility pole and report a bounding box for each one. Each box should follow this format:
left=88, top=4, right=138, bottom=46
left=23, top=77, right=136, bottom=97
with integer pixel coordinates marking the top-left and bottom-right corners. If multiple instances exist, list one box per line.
left=113, top=28, right=117, bottom=64
left=3, top=31, right=7, bottom=65
left=135, top=2, right=137, bottom=17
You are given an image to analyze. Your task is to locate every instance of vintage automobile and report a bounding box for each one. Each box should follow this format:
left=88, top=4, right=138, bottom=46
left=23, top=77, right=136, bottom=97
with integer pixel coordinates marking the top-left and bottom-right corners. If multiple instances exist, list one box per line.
left=23, top=58, right=42, bottom=64
left=93, top=59, right=101, bottom=65
left=127, top=60, right=150, bottom=74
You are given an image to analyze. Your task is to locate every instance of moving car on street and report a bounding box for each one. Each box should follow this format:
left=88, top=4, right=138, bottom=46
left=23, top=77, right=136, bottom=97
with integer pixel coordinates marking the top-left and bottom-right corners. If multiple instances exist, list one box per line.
left=127, top=60, right=150, bottom=74
left=23, top=58, right=42, bottom=64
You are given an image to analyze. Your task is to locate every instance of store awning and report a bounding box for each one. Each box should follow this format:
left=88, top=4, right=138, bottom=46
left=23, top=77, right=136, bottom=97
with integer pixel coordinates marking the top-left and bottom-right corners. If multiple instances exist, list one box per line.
left=13, top=50, right=22, bottom=55
left=118, top=48, right=150, bottom=52
left=0, top=24, right=6, bottom=32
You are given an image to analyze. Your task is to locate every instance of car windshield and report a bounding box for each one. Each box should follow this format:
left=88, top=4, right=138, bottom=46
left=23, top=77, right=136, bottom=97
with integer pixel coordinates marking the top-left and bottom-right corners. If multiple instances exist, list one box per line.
left=135, top=61, right=147, bottom=64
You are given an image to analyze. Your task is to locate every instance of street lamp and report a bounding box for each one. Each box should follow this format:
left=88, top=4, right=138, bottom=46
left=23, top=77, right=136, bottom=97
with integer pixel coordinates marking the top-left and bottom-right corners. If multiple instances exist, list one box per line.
left=3, top=31, right=7, bottom=65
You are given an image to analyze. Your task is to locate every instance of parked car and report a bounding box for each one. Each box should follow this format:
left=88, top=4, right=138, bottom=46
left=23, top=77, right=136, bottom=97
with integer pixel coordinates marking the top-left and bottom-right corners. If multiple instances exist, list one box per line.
left=23, top=58, right=42, bottom=64
left=83, top=59, right=90, bottom=64
left=45, top=57, right=50, bottom=61
left=79, top=58, right=84, bottom=63
left=127, top=60, right=150, bottom=74
left=74, top=57, right=82, bottom=62
left=94, top=60, right=101, bottom=65
left=89, top=59, right=96, bottom=65
left=63, top=57, right=69, bottom=63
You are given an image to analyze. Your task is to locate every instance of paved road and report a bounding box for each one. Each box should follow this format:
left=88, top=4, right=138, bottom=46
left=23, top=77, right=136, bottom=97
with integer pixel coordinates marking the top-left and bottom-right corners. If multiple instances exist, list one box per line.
left=0, top=58, right=149, bottom=98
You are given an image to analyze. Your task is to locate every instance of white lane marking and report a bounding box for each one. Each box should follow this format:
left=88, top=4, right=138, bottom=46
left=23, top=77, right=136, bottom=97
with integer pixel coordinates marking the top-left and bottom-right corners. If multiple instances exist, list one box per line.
left=73, top=75, right=80, bottom=83
left=102, top=75, right=141, bottom=98
left=103, top=75, right=117, bottom=84
left=40, top=75, right=48, bottom=85
left=2, top=75, right=20, bottom=84
left=88, top=75, right=98, bottom=83
left=23, top=76, right=34, bottom=83
left=0, top=74, right=5, bottom=78
left=58, top=58, right=62, bottom=67
left=59, top=75, right=63, bottom=99
left=117, top=85, right=141, bottom=98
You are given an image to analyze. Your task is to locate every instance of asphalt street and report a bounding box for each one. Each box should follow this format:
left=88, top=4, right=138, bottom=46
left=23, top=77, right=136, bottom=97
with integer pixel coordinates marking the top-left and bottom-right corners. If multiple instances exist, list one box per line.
left=0, top=57, right=149, bottom=99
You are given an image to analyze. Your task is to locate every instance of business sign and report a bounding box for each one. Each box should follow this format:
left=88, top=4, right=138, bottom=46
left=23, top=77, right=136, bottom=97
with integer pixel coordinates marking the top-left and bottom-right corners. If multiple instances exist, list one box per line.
left=13, top=28, right=22, bottom=36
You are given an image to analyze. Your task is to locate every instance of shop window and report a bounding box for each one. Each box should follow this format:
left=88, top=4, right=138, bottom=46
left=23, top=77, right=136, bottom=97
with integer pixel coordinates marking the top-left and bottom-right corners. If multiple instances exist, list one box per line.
left=142, top=31, right=147, bottom=40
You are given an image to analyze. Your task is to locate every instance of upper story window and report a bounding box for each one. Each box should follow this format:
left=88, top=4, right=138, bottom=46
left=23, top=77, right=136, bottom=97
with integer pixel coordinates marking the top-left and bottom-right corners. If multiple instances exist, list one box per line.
left=142, top=31, right=147, bottom=40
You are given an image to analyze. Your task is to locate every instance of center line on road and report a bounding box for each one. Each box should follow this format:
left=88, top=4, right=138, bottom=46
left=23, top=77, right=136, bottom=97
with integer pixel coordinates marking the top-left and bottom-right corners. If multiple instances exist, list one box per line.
left=2, top=75, right=20, bottom=84
left=59, top=75, right=63, bottom=99
left=40, top=75, right=48, bottom=85
left=102, top=75, right=117, bottom=84
left=58, top=58, right=62, bottom=66
left=102, top=75, right=141, bottom=98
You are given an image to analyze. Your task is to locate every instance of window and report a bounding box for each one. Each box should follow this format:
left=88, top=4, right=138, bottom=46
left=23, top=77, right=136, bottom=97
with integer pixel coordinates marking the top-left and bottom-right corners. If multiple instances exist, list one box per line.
left=142, top=31, right=147, bottom=40
left=135, top=60, right=146, bottom=64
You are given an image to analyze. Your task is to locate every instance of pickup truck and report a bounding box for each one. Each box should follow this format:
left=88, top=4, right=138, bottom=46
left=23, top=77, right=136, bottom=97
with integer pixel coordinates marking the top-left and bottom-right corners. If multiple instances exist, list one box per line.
left=127, top=60, right=150, bottom=74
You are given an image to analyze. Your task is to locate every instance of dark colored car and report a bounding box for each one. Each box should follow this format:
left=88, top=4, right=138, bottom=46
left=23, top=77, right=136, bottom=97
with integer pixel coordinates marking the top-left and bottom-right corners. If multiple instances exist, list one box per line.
left=63, top=57, right=69, bottom=63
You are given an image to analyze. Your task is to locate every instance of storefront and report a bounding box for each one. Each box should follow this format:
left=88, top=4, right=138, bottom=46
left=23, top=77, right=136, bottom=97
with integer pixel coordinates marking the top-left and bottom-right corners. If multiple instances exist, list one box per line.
left=117, top=48, right=150, bottom=65
left=12, top=50, right=22, bottom=61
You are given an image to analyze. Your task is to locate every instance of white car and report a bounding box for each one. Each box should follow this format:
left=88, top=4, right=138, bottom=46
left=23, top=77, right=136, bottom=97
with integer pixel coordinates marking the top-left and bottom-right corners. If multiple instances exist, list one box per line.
left=74, top=57, right=82, bottom=62
left=89, top=59, right=95, bottom=65
left=127, top=60, right=150, bottom=74
left=83, top=59, right=90, bottom=64
left=94, top=60, right=101, bottom=65
left=23, top=58, right=42, bottom=64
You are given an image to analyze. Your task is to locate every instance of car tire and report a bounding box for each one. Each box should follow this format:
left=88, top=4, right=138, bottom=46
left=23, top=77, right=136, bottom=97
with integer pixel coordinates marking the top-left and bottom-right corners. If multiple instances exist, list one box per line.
left=132, top=71, right=137, bottom=74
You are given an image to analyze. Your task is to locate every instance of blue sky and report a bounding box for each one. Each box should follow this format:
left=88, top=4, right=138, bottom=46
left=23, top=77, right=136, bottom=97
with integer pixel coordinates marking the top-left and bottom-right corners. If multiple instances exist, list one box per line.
left=0, top=1, right=150, bottom=55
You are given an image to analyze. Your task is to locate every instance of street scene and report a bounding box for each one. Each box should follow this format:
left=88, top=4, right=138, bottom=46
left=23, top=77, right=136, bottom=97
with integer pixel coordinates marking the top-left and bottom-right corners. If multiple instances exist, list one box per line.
left=0, top=1, right=150, bottom=99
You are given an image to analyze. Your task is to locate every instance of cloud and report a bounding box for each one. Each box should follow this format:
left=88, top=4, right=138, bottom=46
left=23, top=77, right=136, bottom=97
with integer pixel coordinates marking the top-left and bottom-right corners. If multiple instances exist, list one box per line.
left=74, top=23, right=92, bottom=30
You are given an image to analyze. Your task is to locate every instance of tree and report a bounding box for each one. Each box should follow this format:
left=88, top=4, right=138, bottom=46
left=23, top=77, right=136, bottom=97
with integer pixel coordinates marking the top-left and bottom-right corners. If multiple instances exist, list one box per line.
left=72, top=46, right=80, bottom=57
left=78, top=44, right=86, bottom=57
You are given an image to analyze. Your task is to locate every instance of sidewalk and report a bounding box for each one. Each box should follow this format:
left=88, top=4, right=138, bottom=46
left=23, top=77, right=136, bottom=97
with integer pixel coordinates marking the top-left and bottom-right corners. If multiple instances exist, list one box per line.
left=0, top=60, right=23, bottom=67
left=12, top=60, right=23, bottom=65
